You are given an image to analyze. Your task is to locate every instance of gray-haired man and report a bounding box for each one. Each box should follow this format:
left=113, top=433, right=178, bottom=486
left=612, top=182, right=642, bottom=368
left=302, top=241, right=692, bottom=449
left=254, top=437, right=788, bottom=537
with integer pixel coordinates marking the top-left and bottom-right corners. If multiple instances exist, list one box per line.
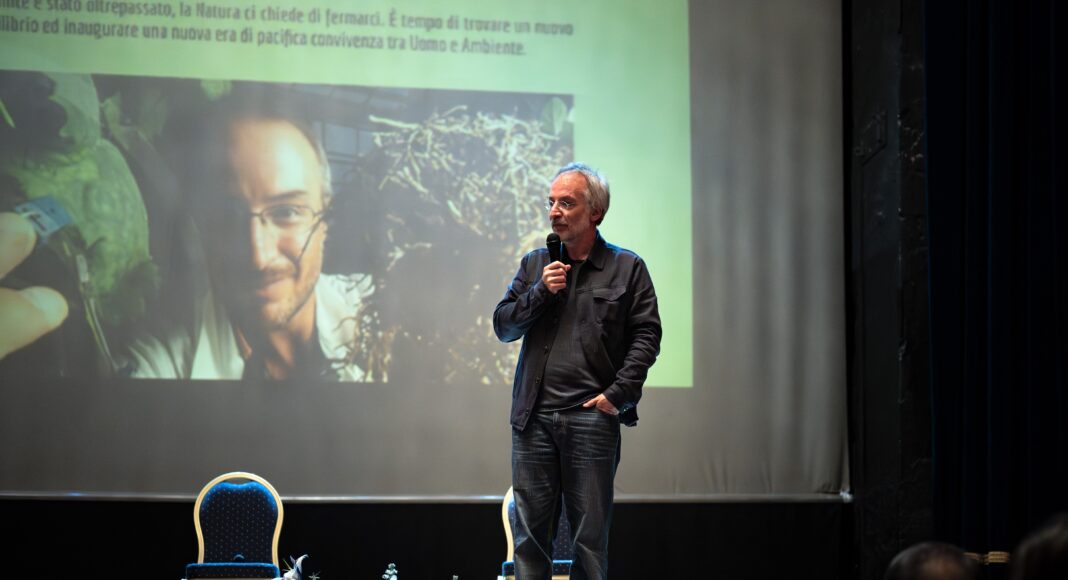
left=494, top=162, right=662, bottom=579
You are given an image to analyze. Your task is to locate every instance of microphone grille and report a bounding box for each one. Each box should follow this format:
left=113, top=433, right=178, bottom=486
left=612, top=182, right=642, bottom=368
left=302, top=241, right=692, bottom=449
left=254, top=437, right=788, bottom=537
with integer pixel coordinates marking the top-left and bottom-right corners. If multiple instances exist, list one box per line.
left=546, top=232, right=562, bottom=262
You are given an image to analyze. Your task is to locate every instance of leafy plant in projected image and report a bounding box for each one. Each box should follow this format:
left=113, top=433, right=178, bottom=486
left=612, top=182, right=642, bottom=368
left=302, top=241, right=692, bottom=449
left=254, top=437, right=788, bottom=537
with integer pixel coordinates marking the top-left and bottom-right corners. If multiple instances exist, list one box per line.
left=358, top=99, right=572, bottom=385
left=0, top=71, right=159, bottom=374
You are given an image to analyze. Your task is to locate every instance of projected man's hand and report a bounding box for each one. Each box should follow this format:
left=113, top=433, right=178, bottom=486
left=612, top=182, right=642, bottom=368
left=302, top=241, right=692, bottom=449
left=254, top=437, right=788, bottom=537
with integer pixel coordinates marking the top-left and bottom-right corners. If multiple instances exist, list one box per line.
left=0, top=212, right=69, bottom=360
left=542, top=260, right=571, bottom=294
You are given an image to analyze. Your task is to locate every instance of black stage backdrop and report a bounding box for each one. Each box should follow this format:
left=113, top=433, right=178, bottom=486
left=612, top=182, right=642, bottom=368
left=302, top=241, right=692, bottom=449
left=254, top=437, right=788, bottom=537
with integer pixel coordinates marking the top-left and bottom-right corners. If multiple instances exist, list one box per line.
left=926, top=0, right=1068, bottom=564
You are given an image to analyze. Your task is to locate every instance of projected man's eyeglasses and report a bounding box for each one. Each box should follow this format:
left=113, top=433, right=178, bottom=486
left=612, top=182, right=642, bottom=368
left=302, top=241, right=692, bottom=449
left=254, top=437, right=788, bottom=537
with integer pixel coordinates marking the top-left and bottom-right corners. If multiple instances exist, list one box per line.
left=240, top=204, right=326, bottom=237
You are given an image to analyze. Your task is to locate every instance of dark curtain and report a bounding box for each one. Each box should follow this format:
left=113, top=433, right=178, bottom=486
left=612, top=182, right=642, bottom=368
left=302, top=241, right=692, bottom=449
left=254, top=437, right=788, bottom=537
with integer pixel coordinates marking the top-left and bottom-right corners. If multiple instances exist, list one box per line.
left=925, top=0, right=1067, bottom=566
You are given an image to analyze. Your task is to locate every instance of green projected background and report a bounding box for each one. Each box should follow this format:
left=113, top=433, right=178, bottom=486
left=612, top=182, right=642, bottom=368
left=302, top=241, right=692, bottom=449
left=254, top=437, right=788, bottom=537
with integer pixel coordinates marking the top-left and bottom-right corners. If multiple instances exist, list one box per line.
left=0, top=0, right=693, bottom=387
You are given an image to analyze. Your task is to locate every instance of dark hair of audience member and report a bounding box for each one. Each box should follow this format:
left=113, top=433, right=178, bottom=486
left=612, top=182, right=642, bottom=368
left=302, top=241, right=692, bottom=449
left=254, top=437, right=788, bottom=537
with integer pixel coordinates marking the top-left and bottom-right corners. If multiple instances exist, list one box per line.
left=884, top=541, right=979, bottom=580
left=1012, top=514, right=1068, bottom=580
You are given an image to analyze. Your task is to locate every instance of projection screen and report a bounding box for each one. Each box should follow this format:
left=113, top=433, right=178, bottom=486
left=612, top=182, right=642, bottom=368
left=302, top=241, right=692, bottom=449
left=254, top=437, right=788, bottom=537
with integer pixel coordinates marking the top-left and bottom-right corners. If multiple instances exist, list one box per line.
left=0, top=0, right=845, bottom=500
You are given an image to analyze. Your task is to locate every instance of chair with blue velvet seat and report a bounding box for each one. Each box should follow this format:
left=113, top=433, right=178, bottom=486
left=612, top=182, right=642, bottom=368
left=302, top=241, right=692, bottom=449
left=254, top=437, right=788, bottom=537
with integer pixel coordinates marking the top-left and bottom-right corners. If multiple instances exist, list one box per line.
left=500, top=486, right=573, bottom=580
left=184, top=472, right=284, bottom=580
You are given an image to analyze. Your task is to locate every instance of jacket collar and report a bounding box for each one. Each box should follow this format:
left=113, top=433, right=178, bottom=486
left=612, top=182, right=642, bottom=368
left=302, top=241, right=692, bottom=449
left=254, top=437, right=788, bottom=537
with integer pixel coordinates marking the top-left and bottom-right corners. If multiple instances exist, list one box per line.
left=565, top=230, right=607, bottom=270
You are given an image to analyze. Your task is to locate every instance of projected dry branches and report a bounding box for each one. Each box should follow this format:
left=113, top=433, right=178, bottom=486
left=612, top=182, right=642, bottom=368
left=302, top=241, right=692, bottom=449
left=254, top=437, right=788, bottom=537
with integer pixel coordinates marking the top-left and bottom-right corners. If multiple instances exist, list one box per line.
left=372, top=105, right=564, bottom=241
left=348, top=102, right=571, bottom=384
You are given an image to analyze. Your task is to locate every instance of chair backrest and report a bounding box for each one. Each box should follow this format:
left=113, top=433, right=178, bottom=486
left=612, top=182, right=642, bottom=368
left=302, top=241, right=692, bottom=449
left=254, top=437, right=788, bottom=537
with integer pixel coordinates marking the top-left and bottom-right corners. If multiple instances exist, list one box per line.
left=502, top=486, right=572, bottom=562
left=193, top=472, right=283, bottom=568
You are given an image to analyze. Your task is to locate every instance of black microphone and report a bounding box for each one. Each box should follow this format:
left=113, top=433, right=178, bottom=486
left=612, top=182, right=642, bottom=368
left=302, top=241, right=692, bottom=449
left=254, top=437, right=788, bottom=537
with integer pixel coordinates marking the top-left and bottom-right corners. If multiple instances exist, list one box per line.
left=546, top=232, right=562, bottom=263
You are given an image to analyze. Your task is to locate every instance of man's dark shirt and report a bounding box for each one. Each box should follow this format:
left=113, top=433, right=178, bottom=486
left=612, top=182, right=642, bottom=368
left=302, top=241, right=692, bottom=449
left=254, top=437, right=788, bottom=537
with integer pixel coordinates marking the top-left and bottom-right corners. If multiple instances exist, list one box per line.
left=539, top=259, right=598, bottom=411
left=493, top=232, right=662, bottom=430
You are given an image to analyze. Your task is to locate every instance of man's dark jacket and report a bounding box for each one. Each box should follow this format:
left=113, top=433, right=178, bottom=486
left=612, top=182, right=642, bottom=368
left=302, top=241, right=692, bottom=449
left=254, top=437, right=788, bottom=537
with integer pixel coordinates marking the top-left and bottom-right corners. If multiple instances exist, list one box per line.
left=493, top=232, right=662, bottom=430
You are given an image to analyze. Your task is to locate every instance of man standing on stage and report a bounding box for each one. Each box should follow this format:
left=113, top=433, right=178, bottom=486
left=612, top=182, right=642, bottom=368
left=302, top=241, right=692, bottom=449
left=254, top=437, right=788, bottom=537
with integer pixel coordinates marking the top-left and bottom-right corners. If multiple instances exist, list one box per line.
left=494, top=162, right=662, bottom=579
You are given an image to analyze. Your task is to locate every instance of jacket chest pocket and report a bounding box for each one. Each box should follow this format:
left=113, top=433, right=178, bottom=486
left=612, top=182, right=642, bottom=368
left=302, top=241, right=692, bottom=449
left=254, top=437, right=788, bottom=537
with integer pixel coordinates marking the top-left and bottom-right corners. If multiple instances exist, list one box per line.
left=585, top=285, right=628, bottom=325
left=577, top=285, right=628, bottom=367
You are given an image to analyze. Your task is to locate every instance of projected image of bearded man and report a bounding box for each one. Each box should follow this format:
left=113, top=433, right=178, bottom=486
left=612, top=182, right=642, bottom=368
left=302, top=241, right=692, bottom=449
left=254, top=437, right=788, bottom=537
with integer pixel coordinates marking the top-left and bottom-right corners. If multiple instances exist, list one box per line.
left=219, top=119, right=325, bottom=335
left=125, top=106, right=372, bottom=381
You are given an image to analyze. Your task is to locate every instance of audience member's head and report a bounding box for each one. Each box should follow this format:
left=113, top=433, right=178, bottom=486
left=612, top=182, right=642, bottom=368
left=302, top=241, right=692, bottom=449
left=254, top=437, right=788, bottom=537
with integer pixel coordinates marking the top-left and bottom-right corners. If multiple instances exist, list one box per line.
left=1012, top=513, right=1068, bottom=580
left=885, top=541, right=980, bottom=580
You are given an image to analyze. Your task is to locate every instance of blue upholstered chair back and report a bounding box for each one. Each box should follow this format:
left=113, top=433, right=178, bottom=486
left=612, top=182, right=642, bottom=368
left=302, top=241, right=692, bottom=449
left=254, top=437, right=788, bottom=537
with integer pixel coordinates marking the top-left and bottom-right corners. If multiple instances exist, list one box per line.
left=501, top=486, right=573, bottom=578
left=185, top=472, right=283, bottom=579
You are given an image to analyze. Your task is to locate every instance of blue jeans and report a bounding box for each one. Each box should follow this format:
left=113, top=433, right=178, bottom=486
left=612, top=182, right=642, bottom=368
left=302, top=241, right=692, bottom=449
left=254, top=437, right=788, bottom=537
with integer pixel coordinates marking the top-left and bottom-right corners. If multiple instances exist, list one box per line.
left=512, top=407, right=621, bottom=580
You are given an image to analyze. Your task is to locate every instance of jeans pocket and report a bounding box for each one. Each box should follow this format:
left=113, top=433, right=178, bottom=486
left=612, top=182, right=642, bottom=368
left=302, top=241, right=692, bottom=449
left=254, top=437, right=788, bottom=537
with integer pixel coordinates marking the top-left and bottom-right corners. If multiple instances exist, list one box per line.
left=566, top=408, right=619, bottom=464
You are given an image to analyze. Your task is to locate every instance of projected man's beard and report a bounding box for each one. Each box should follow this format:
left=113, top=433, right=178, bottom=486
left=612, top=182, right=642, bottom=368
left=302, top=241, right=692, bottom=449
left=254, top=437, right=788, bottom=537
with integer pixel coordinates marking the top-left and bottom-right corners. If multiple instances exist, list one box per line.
left=245, top=261, right=318, bottom=330
left=225, top=226, right=325, bottom=331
